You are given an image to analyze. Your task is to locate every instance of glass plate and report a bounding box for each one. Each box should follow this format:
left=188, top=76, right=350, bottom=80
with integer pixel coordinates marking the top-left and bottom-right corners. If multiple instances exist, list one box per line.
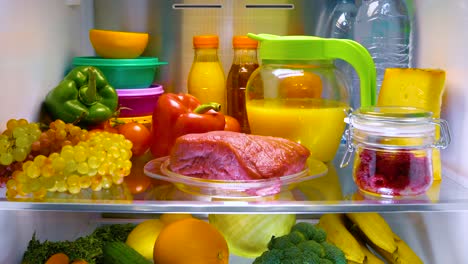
left=144, top=156, right=328, bottom=199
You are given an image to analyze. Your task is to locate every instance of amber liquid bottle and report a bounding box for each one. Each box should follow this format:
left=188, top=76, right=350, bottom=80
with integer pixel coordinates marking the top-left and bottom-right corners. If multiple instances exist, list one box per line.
left=226, top=36, right=259, bottom=133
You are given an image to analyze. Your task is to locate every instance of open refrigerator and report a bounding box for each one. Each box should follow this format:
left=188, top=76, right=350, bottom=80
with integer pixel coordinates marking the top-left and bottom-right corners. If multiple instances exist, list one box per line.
left=1, top=0, right=468, bottom=263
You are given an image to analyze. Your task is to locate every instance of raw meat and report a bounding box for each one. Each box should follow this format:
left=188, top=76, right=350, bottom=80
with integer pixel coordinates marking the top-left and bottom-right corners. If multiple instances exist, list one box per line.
left=169, top=131, right=310, bottom=180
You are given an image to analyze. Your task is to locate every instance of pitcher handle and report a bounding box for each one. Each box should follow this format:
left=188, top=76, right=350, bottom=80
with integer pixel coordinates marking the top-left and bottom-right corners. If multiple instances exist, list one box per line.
left=323, top=38, right=377, bottom=107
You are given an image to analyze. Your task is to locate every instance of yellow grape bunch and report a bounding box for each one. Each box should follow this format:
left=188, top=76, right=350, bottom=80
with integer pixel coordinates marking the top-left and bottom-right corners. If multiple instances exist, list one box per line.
left=6, top=131, right=133, bottom=200
left=0, top=119, right=42, bottom=165
left=31, top=119, right=90, bottom=156
left=0, top=119, right=92, bottom=186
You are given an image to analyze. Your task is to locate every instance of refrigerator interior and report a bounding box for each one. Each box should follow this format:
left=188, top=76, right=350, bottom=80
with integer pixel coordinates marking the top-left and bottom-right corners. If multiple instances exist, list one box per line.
left=1, top=0, right=468, bottom=263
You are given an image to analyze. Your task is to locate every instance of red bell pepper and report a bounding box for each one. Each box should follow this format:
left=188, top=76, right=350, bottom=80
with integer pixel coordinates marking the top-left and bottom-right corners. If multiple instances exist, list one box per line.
left=151, top=93, right=226, bottom=158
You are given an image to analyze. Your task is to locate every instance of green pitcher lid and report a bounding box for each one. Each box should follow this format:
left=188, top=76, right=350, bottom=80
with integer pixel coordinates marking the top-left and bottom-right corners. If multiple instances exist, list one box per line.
left=247, top=33, right=377, bottom=106
left=247, top=34, right=326, bottom=61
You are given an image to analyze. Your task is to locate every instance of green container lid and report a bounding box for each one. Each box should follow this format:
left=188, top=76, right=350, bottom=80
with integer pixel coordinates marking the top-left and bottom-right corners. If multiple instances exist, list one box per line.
left=72, top=56, right=168, bottom=67
left=72, top=56, right=168, bottom=89
left=247, top=33, right=376, bottom=106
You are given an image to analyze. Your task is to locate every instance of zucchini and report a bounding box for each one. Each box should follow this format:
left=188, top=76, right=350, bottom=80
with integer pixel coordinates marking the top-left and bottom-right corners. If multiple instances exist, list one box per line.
left=103, top=242, right=152, bottom=264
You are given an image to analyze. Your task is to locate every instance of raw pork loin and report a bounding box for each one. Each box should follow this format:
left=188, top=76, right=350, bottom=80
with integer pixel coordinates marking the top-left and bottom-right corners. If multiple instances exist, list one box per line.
left=169, top=131, right=310, bottom=180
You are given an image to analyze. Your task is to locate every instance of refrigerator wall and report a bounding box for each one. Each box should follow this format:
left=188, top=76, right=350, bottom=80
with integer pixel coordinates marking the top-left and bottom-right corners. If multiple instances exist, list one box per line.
left=0, top=0, right=94, bottom=122
left=0, top=0, right=467, bottom=263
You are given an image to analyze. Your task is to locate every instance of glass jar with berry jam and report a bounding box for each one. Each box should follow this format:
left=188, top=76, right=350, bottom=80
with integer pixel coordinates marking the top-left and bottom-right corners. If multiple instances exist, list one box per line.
left=340, top=106, right=451, bottom=198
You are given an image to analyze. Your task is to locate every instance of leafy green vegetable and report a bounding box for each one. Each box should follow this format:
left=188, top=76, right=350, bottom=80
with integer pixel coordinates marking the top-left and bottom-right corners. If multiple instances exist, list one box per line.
left=22, top=223, right=135, bottom=264
left=208, top=214, right=296, bottom=258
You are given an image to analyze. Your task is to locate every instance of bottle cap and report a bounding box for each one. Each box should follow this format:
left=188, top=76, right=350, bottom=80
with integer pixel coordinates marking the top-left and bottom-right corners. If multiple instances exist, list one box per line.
left=233, top=36, right=258, bottom=49
left=193, top=35, right=219, bottom=48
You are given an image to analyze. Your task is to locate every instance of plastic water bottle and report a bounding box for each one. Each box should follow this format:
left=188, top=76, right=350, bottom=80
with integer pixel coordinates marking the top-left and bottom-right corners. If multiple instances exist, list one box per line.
left=354, top=0, right=411, bottom=97
left=326, top=0, right=358, bottom=144
left=327, top=0, right=358, bottom=40
left=326, top=0, right=358, bottom=109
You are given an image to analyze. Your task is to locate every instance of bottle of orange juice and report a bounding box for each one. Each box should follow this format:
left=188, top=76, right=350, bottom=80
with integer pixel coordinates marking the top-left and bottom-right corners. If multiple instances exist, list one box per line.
left=188, top=35, right=226, bottom=112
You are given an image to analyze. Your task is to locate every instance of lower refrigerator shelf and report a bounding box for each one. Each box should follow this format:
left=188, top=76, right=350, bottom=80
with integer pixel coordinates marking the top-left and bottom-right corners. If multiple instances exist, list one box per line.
left=1, top=160, right=468, bottom=214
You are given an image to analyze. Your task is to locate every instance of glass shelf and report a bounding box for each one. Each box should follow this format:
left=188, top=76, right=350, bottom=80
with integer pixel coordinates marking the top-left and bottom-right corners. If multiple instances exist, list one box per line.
left=1, top=147, right=468, bottom=214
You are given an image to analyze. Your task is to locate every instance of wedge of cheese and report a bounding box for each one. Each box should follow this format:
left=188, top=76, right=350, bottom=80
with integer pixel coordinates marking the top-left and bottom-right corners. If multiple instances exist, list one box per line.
left=377, top=68, right=446, bottom=181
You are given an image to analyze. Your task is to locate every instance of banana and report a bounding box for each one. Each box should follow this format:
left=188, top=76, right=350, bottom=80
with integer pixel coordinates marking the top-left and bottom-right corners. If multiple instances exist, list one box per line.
left=318, top=214, right=365, bottom=264
left=355, top=233, right=385, bottom=264
left=346, top=213, right=397, bottom=255
left=372, top=233, right=423, bottom=264
left=347, top=217, right=386, bottom=264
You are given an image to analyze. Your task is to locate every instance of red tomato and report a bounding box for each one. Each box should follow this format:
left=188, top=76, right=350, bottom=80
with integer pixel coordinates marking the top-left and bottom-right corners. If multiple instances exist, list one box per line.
left=118, top=122, right=152, bottom=156
left=224, top=115, right=241, bottom=132
left=88, top=120, right=119, bottom=133
left=124, top=153, right=153, bottom=194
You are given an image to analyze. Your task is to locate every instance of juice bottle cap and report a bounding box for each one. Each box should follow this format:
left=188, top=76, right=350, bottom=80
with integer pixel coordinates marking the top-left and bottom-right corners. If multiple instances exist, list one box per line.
left=233, top=36, right=258, bottom=48
left=193, top=35, right=219, bottom=48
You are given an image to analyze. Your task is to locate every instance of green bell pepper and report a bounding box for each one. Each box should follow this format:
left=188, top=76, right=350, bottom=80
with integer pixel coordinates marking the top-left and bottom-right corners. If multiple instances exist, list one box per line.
left=45, top=66, right=118, bottom=125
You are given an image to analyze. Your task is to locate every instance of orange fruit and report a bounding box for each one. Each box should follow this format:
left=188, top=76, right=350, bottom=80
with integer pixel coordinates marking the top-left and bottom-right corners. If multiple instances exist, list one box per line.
left=45, top=253, right=69, bottom=264
left=279, top=71, right=323, bottom=99
left=89, top=29, right=148, bottom=59
left=70, top=260, right=88, bottom=264
left=159, top=213, right=193, bottom=225
left=153, top=218, right=229, bottom=264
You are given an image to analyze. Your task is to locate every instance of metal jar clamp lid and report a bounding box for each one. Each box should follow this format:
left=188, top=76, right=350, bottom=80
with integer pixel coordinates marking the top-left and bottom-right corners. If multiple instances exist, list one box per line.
left=340, top=106, right=451, bottom=168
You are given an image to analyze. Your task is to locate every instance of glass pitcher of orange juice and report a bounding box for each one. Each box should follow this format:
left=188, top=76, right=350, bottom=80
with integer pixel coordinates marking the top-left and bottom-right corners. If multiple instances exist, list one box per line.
left=245, top=34, right=376, bottom=162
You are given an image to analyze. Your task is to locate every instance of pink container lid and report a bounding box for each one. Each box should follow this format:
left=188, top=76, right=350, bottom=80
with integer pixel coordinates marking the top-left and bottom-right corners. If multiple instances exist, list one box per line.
left=116, top=84, right=164, bottom=96
left=116, top=84, right=164, bottom=117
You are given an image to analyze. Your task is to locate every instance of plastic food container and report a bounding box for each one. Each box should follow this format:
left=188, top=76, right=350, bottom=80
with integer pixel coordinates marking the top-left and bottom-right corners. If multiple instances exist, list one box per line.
left=340, top=106, right=451, bottom=198
left=144, top=156, right=328, bottom=199
left=116, top=84, right=164, bottom=117
left=72, top=56, right=168, bottom=88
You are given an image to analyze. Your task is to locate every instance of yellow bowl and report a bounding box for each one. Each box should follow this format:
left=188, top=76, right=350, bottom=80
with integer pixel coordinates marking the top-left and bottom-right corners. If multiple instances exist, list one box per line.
left=89, top=29, right=149, bottom=59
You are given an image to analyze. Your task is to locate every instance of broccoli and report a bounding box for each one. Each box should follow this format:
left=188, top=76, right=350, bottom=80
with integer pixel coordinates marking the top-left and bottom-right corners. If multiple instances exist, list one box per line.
left=297, top=240, right=325, bottom=258
left=267, top=235, right=296, bottom=250
left=253, top=249, right=283, bottom=264
left=290, top=222, right=327, bottom=243
left=321, top=241, right=346, bottom=264
left=318, top=258, right=333, bottom=264
left=287, top=231, right=307, bottom=245
left=257, top=224, right=344, bottom=264
left=281, top=259, right=303, bottom=264
left=282, top=246, right=302, bottom=260
left=301, top=250, right=322, bottom=264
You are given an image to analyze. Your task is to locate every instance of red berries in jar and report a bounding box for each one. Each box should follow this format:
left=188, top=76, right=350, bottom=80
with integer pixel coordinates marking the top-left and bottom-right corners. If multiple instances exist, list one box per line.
left=340, top=106, right=451, bottom=198
left=353, top=148, right=432, bottom=197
